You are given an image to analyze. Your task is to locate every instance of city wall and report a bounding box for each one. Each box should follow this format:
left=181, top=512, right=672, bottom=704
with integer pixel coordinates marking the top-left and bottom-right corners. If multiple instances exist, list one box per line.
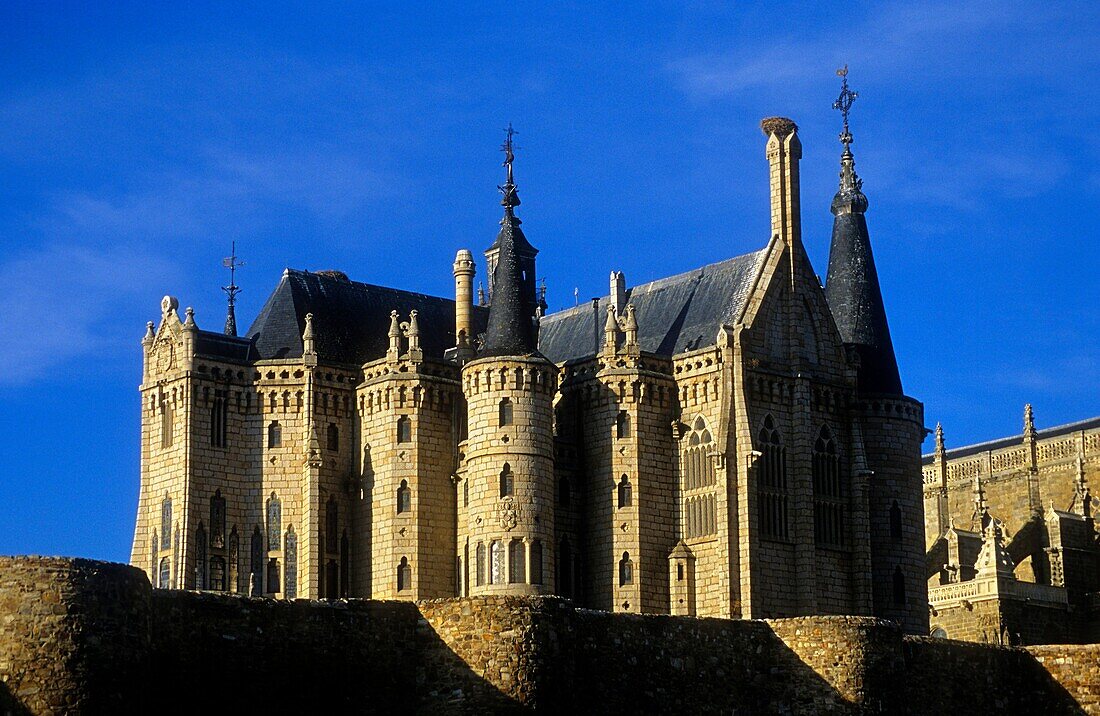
left=1, top=557, right=1096, bottom=714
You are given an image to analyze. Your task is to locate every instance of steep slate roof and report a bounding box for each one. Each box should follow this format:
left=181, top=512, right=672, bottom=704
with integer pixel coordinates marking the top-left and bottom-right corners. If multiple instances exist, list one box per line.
left=194, top=330, right=257, bottom=363
left=481, top=210, right=539, bottom=357
left=538, top=249, right=767, bottom=364
left=246, top=269, right=488, bottom=365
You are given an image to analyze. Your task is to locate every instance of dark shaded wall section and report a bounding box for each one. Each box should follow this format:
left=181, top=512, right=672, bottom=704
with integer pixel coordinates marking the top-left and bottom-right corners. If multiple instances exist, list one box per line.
left=1, top=558, right=1098, bottom=715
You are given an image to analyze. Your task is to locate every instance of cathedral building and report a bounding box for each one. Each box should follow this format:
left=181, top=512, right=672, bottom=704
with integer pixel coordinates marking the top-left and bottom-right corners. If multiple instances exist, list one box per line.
left=131, top=95, right=928, bottom=632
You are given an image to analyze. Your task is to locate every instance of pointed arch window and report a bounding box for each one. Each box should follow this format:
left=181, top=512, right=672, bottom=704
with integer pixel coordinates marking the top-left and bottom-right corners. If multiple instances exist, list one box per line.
left=682, top=417, right=717, bottom=538
left=396, top=415, right=412, bottom=443
left=327, top=423, right=340, bottom=452
left=619, top=552, right=633, bottom=586
left=509, top=539, right=526, bottom=584
left=758, top=415, right=789, bottom=541
left=160, top=498, right=172, bottom=549
left=160, top=398, right=173, bottom=448
left=616, top=411, right=631, bottom=439
left=268, top=421, right=282, bottom=448
left=499, top=398, right=513, bottom=427
left=812, top=426, right=844, bottom=547
left=210, top=389, right=228, bottom=447
left=530, top=540, right=543, bottom=585
left=476, top=542, right=486, bottom=587
left=499, top=464, right=514, bottom=498
left=266, top=494, right=282, bottom=550
left=890, top=501, right=903, bottom=541
left=195, top=522, right=207, bottom=589
left=228, top=528, right=239, bottom=593
left=490, top=540, right=505, bottom=584
left=340, top=531, right=350, bottom=598
left=397, top=480, right=411, bottom=514
left=284, top=526, right=298, bottom=599
left=463, top=477, right=469, bottom=508
left=397, top=557, right=411, bottom=592
left=210, top=490, right=226, bottom=549
left=158, top=557, right=171, bottom=589
left=618, top=476, right=633, bottom=509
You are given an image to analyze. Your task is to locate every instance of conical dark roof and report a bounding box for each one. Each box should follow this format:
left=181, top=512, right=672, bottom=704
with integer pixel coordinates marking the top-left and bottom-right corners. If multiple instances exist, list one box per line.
left=824, top=147, right=903, bottom=395
left=481, top=209, right=538, bottom=357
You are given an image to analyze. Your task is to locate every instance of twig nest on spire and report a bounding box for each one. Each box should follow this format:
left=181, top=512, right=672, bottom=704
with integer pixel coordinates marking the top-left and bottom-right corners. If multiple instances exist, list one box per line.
left=760, top=117, right=798, bottom=137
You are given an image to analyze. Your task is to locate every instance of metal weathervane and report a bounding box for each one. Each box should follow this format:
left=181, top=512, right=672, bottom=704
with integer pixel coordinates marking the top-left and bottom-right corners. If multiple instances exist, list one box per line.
left=222, top=241, right=244, bottom=336
left=833, top=65, right=858, bottom=147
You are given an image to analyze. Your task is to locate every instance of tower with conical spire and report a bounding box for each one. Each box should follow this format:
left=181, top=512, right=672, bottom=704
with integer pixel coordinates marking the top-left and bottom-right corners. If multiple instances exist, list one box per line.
left=457, top=128, right=557, bottom=596
left=824, top=68, right=902, bottom=395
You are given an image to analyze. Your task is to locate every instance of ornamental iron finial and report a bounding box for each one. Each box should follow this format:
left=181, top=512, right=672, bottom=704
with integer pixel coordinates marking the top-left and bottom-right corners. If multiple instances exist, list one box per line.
left=833, top=65, right=858, bottom=147
left=499, top=123, right=521, bottom=210
left=222, top=241, right=244, bottom=337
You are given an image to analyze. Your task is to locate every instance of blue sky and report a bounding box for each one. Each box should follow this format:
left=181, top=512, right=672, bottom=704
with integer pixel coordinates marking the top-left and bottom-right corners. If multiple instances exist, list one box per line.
left=0, top=2, right=1097, bottom=561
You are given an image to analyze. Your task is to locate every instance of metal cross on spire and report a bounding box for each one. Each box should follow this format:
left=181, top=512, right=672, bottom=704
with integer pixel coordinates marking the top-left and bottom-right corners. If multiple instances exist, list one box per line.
left=832, top=65, right=858, bottom=147
left=222, top=241, right=244, bottom=337
left=499, top=123, right=521, bottom=209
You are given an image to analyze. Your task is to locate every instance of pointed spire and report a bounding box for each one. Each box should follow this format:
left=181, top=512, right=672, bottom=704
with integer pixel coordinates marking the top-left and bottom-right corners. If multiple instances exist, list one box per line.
left=935, top=422, right=946, bottom=456
left=183, top=307, right=196, bottom=331
left=481, top=126, right=539, bottom=358
left=1024, top=403, right=1036, bottom=437
left=973, top=472, right=990, bottom=531
left=823, top=67, right=902, bottom=395
left=603, top=304, right=619, bottom=353
left=143, top=321, right=156, bottom=345
left=302, top=313, right=315, bottom=352
left=1074, top=452, right=1092, bottom=519
left=623, top=304, right=638, bottom=347
left=975, top=518, right=1015, bottom=580
left=222, top=242, right=244, bottom=337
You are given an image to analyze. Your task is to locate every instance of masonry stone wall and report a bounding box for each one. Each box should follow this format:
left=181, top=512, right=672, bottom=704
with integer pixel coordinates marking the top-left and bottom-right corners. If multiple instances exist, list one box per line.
left=9, top=558, right=1098, bottom=714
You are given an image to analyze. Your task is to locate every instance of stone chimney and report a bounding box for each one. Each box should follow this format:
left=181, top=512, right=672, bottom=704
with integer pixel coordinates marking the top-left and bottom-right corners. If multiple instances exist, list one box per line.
left=453, top=249, right=476, bottom=358
left=760, top=117, right=802, bottom=250
left=610, top=271, right=626, bottom=315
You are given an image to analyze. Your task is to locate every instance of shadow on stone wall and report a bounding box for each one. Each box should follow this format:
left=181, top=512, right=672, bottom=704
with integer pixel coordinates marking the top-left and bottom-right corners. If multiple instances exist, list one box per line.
left=1, top=558, right=1097, bottom=714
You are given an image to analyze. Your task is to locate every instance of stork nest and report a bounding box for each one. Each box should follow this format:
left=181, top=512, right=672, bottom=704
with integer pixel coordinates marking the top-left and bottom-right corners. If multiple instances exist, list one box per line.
left=760, top=117, right=798, bottom=137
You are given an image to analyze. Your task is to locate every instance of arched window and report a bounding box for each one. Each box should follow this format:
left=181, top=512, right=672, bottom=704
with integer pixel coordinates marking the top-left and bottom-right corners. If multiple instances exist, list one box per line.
left=161, top=399, right=173, bottom=448
left=267, top=558, right=280, bottom=595
left=158, top=557, right=171, bottom=589
left=476, top=542, right=486, bottom=586
left=268, top=421, right=282, bottom=448
left=327, top=423, right=340, bottom=452
left=397, top=557, right=411, bottom=592
left=209, top=556, right=226, bottom=591
left=812, top=426, right=843, bottom=547
left=618, top=476, right=633, bottom=509
left=210, top=390, right=228, bottom=447
left=210, top=490, right=226, bottom=549
left=890, top=501, right=903, bottom=541
left=509, top=539, right=526, bottom=584
left=558, top=538, right=573, bottom=597
left=150, top=530, right=158, bottom=584
left=530, top=540, right=543, bottom=585
left=195, top=522, right=207, bottom=589
left=160, top=498, right=172, bottom=549
left=397, top=480, right=411, bottom=514
left=250, top=527, right=263, bottom=596
left=758, top=415, right=789, bottom=540
left=682, top=417, right=717, bottom=538
left=619, top=552, right=633, bottom=586
left=266, top=494, right=281, bottom=550
left=499, top=464, right=514, bottom=498
left=559, top=477, right=571, bottom=508
left=284, top=526, right=297, bottom=599
left=616, top=411, right=630, bottom=439
left=396, top=415, right=412, bottom=443
left=490, top=541, right=505, bottom=584
left=463, top=477, right=469, bottom=507
left=892, top=566, right=906, bottom=605
left=930, top=626, right=948, bottom=639
left=499, top=398, right=513, bottom=427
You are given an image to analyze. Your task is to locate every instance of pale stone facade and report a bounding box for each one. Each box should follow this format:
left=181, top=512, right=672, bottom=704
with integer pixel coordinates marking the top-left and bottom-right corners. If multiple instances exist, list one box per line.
left=131, top=116, right=928, bottom=632
left=925, top=409, right=1100, bottom=644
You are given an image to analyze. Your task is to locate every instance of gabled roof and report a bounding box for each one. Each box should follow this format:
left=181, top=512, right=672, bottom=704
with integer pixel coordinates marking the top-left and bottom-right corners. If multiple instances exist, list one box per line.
left=246, top=269, right=488, bottom=365
left=538, top=249, right=767, bottom=364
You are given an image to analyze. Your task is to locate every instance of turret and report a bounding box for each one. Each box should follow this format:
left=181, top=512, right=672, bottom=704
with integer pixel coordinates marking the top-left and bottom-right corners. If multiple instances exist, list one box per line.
left=453, top=249, right=476, bottom=360
left=823, top=71, right=902, bottom=395
left=459, top=126, right=556, bottom=597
